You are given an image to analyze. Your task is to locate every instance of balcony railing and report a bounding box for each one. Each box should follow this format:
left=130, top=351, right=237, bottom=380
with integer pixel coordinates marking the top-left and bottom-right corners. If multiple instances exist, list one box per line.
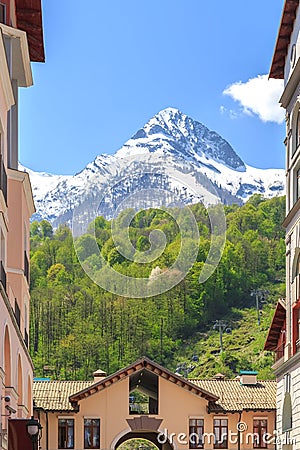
left=0, top=155, right=7, bottom=205
left=129, top=402, right=149, bottom=415
left=0, top=260, right=6, bottom=292
left=24, top=251, right=29, bottom=284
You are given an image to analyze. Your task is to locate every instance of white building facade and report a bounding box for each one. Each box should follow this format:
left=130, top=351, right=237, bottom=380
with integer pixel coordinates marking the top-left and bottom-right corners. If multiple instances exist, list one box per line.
left=269, top=1, right=300, bottom=449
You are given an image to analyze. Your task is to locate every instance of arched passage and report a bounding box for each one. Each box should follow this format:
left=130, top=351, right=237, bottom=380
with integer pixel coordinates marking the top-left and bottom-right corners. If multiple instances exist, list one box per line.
left=118, top=437, right=158, bottom=449
left=114, top=432, right=174, bottom=450
left=4, top=326, right=11, bottom=387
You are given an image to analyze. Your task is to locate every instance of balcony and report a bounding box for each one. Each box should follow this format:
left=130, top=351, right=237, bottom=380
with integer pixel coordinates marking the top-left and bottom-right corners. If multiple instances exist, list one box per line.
left=0, top=155, right=7, bottom=205
left=0, top=260, right=7, bottom=292
left=24, top=251, right=29, bottom=284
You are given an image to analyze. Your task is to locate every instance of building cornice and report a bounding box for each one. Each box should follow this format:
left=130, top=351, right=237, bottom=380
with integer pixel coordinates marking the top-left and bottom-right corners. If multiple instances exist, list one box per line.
left=274, top=350, right=300, bottom=376
left=0, top=22, right=33, bottom=87
left=280, top=58, right=300, bottom=108
left=282, top=197, right=300, bottom=228
left=0, top=29, right=14, bottom=110
left=8, top=168, right=35, bottom=216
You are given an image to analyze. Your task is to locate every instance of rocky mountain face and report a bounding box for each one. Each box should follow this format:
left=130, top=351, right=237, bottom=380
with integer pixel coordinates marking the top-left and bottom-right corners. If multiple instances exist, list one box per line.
left=24, top=107, right=285, bottom=232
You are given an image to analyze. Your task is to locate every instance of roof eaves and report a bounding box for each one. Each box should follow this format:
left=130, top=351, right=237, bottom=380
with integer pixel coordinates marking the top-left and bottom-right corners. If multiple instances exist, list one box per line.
left=269, top=0, right=299, bottom=79
left=69, top=357, right=219, bottom=403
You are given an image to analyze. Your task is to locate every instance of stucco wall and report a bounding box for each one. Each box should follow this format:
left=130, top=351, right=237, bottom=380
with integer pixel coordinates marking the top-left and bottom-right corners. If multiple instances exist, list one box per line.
left=38, top=375, right=275, bottom=450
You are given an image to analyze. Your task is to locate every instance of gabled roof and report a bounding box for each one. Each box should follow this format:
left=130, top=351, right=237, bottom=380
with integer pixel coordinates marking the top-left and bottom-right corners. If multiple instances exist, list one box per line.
left=15, top=0, right=45, bottom=62
left=191, top=379, right=276, bottom=413
left=69, top=357, right=218, bottom=406
left=264, top=299, right=286, bottom=351
left=33, top=358, right=277, bottom=414
left=269, top=0, right=299, bottom=79
left=33, top=357, right=218, bottom=412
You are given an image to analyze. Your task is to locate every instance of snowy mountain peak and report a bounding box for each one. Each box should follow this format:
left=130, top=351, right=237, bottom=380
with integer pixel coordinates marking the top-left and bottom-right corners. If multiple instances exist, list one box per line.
left=117, top=108, right=245, bottom=171
left=23, top=108, right=285, bottom=229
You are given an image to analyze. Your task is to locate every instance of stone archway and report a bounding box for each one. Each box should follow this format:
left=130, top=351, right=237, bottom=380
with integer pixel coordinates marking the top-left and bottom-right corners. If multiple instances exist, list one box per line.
left=114, top=431, right=174, bottom=450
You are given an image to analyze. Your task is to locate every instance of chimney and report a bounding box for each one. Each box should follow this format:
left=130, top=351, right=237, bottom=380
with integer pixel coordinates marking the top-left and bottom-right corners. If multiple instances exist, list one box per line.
left=213, top=373, right=226, bottom=380
left=93, top=369, right=107, bottom=383
left=239, top=370, right=257, bottom=385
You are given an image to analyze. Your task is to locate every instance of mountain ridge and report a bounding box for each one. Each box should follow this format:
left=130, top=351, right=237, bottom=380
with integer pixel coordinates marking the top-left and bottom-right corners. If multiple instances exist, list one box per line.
left=23, top=107, right=285, bottom=229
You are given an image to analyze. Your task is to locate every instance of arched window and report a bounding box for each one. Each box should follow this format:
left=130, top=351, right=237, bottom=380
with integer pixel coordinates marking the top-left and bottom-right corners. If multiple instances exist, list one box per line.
left=294, top=252, right=300, bottom=280
left=4, top=326, right=11, bottom=386
left=17, top=355, right=23, bottom=407
left=282, top=392, right=292, bottom=432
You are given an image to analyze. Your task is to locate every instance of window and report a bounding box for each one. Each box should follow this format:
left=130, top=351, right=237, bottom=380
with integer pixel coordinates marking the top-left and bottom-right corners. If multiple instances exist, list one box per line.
left=284, top=373, right=291, bottom=393
left=84, top=419, right=100, bottom=449
left=189, top=418, right=204, bottom=449
left=58, top=419, right=74, bottom=449
left=0, top=3, right=6, bottom=24
left=253, top=419, right=267, bottom=448
left=129, top=370, right=158, bottom=415
left=297, top=168, right=300, bottom=201
left=282, top=377, right=292, bottom=432
left=214, top=418, right=228, bottom=449
left=296, top=110, right=300, bottom=152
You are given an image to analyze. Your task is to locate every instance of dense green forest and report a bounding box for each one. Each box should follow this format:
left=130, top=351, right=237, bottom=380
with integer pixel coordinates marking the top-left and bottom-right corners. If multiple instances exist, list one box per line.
left=29, top=194, right=285, bottom=380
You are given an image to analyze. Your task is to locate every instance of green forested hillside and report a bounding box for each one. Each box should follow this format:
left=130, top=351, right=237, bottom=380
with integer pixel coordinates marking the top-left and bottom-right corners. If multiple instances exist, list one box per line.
left=29, top=195, right=285, bottom=380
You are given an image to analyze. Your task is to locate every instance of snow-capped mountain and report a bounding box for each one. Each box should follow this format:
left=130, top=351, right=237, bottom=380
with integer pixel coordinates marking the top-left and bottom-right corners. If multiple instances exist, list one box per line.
left=23, top=108, right=285, bottom=232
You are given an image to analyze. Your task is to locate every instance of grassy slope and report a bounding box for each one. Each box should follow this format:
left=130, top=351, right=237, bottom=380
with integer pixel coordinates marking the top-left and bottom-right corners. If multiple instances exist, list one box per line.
left=176, top=303, right=279, bottom=380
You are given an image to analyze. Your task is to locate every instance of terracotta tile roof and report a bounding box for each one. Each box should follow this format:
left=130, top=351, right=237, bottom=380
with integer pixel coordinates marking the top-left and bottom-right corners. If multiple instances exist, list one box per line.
left=190, top=379, right=276, bottom=412
left=33, top=380, right=94, bottom=411
left=33, top=378, right=276, bottom=413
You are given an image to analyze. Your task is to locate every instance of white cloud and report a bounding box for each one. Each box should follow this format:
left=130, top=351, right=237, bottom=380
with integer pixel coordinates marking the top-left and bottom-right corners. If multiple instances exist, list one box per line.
left=223, top=74, right=284, bottom=124
left=220, top=105, right=240, bottom=120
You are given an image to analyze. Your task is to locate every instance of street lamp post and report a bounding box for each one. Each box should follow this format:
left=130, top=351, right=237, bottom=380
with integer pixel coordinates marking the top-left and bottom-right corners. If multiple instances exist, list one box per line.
left=26, top=416, right=42, bottom=450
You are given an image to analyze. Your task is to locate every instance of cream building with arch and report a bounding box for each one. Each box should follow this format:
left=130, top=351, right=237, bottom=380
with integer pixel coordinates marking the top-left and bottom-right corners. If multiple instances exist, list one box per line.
left=33, top=357, right=276, bottom=450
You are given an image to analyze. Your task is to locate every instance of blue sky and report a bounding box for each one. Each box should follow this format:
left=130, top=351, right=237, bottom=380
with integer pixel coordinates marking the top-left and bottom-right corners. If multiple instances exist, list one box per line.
left=19, top=0, right=285, bottom=175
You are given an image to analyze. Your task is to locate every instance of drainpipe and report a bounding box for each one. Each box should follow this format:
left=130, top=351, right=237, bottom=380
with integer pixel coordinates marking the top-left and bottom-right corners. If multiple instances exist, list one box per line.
left=36, top=407, right=48, bottom=450
left=45, top=409, right=49, bottom=450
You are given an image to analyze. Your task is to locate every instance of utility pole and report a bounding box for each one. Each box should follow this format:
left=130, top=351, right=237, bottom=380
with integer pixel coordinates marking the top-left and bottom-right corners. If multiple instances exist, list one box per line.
left=250, top=289, right=269, bottom=326
left=213, top=320, right=231, bottom=353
